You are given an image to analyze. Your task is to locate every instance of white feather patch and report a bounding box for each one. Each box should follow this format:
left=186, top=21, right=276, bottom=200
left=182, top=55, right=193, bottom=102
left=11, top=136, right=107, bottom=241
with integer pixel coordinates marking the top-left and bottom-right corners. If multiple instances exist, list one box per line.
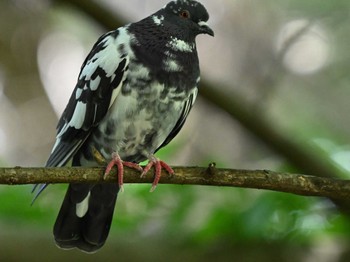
left=152, top=15, right=164, bottom=26
left=75, top=88, right=82, bottom=99
left=80, top=27, right=132, bottom=81
left=69, top=101, right=87, bottom=129
left=89, top=75, right=101, bottom=91
left=163, top=58, right=183, bottom=72
left=166, top=37, right=194, bottom=52
left=76, top=191, right=91, bottom=218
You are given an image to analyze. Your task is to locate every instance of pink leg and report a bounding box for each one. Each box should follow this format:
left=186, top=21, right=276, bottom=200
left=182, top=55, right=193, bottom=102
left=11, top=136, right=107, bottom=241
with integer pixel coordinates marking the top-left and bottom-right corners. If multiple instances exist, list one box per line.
left=104, top=153, right=143, bottom=192
left=141, top=155, right=175, bottom=192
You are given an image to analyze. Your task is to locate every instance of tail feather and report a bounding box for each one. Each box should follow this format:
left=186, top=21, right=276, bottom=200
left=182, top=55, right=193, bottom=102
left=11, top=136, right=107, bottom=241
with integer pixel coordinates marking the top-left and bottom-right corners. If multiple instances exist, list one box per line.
left=54, top=183, right=119, bottom=253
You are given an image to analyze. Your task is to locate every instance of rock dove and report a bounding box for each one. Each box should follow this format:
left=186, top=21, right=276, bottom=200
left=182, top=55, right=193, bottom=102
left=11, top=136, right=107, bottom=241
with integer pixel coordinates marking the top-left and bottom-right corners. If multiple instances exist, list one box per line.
left=35, top=0, right=213, bottom=253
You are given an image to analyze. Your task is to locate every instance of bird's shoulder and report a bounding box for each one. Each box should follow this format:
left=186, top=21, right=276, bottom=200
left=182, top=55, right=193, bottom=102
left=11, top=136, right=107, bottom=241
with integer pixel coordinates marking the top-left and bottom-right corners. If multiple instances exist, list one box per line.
left=57, top=27, right=134, bottom=133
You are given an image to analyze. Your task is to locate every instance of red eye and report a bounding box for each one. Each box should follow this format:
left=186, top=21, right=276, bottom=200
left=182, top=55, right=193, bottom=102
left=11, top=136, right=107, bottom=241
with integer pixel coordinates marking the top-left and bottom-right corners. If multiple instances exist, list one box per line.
left=179, top=10, right=190, bottom=19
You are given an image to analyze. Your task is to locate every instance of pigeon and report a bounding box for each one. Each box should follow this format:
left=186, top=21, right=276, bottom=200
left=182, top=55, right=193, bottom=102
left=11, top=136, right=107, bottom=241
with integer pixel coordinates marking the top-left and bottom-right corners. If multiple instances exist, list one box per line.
left=34, top=0, right=213, bottom=253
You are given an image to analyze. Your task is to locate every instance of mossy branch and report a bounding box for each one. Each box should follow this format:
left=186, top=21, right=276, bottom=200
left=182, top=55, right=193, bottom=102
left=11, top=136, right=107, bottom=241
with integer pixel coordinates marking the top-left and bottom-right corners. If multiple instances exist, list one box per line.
left=1, top=166, right=350, bottom=200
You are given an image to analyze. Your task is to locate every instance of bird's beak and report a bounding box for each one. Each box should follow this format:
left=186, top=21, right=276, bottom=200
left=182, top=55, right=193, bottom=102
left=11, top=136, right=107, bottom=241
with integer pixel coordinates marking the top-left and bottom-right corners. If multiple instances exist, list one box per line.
left=198, top=21, right=214, bottom=36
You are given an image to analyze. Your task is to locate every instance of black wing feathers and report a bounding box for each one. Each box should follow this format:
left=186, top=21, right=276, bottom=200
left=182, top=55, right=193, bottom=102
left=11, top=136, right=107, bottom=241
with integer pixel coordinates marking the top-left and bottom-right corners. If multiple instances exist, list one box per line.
left=46, top=30, right=127, bottom=168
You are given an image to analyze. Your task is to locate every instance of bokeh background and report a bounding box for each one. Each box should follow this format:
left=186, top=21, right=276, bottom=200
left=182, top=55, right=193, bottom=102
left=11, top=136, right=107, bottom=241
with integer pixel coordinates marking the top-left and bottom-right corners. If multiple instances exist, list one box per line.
left=1, top=0, right=350, bottom=261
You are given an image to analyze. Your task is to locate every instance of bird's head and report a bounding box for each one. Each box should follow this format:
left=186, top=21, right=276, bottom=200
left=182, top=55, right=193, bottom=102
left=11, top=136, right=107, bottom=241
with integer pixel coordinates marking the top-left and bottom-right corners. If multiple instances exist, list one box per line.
left=158, top=0, right=214, bottom=38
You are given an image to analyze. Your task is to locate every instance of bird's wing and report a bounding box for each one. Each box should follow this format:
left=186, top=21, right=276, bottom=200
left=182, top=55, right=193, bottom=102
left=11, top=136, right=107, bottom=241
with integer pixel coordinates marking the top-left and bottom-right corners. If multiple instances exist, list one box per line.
left=33, top=29, right=130, bottom=201
left=156, top=87, right=198, bottom=152
left=46, top=29, right=130, bottom=167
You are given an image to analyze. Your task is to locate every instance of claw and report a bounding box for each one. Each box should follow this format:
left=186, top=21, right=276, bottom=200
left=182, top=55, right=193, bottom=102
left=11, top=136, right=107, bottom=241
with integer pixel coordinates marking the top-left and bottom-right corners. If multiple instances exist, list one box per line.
left=104, top=152, right=143, bottom=192
left=141, top=155, right=174, bottom=192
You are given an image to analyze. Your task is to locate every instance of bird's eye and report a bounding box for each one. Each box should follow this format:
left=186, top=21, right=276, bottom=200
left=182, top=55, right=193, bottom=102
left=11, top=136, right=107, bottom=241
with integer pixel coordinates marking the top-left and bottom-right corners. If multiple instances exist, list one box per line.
left=179, top=10, right=190, bottom=19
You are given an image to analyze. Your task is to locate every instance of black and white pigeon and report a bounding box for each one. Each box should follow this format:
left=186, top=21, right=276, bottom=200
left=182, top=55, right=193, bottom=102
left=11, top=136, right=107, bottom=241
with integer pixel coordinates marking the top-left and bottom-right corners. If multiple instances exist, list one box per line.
left=34, top=0, right=213, bottom=253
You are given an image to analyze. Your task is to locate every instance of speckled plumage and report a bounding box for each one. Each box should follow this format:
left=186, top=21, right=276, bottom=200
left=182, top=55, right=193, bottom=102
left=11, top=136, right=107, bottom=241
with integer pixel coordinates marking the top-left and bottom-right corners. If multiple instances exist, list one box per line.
left=35, top=0, right=213, bottom=253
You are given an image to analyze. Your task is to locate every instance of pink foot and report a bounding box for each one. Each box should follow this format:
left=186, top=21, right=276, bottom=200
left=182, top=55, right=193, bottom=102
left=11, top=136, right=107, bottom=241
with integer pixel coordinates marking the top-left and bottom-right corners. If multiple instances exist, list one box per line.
left=104, top=153, right=143, bottom=192
left=141, top=155, right=175, bottom=192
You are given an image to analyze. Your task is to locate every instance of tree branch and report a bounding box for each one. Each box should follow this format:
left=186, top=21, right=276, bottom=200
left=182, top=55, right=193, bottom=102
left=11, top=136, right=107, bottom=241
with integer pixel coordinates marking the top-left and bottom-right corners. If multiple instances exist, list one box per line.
left=1, top=166, right=350, bottom=200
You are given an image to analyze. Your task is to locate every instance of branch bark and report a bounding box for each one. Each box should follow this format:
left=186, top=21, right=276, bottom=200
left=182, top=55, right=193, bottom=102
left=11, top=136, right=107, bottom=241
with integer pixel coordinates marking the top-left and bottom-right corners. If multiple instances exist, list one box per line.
left=1, top=166, right=350, bottom=200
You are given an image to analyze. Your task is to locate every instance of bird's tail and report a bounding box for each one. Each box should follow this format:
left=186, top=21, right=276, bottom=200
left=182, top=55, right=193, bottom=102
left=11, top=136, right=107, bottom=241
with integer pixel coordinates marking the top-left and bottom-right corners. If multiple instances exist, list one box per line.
left=53, top=183, right=119, bottom=253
